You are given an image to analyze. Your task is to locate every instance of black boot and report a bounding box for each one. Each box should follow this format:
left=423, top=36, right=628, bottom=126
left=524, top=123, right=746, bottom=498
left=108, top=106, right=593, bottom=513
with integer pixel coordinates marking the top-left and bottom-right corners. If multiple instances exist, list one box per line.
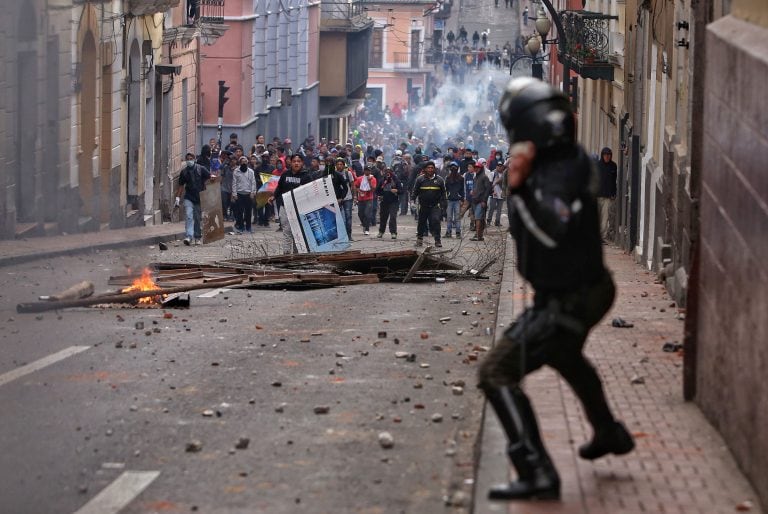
left=579, top=421, right=635, bottom=460
left=484, top=386, right=561, bottom=501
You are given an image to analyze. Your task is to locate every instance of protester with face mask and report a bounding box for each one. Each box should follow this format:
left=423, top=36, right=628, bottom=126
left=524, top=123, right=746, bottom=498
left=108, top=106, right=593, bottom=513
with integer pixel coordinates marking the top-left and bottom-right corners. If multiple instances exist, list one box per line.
left=231, top=156, right=257, bottom=234
left=376, top=166, right=402, bottom=239
left=176, top=152, right=212, bottom=245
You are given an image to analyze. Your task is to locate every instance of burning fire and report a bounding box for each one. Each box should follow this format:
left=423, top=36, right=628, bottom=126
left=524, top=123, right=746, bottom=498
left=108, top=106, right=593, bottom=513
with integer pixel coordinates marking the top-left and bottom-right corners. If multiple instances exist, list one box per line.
left=122, top=268, right=162, bottom=304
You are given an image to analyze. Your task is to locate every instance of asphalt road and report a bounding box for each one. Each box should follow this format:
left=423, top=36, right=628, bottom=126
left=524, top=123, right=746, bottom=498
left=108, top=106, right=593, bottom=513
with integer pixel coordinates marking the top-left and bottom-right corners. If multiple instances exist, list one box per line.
left=0, top=219, right=507, bottom=513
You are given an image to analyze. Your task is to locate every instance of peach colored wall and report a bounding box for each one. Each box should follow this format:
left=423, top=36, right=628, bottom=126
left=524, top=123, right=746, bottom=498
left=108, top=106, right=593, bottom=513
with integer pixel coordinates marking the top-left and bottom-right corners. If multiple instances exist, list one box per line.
left=200, top=16, right=253, bottom=126
left=367, top=73, right=425, bottom=109
left=308, top=5, right=321, bottom=85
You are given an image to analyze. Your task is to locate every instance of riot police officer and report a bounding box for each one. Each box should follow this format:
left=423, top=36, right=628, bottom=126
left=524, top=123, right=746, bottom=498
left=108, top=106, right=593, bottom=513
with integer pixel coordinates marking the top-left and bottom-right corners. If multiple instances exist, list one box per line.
left=477, top=78, right=635, bottom=500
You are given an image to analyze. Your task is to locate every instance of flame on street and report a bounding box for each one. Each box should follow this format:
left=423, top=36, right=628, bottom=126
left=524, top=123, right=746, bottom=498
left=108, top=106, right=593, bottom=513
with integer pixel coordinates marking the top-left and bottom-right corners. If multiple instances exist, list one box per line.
left=122, top=268, right=162, bottom=304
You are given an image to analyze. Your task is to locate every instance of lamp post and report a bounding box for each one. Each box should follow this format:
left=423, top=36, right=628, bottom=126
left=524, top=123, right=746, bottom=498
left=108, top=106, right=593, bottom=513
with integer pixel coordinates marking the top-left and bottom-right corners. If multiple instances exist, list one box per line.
left=535, top=0, right=570, bottom=96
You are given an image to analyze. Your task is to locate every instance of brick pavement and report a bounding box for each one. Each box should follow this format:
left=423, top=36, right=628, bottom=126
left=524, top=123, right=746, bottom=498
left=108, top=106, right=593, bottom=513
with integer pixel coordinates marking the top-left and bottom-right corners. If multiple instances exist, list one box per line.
left=474, top=237, right=763, bottom=514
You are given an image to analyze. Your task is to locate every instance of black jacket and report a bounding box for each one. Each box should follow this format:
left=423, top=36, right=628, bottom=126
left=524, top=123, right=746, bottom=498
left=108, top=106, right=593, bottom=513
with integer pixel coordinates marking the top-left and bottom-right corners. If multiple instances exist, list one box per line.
left=445, top=174, right=465, bottom=201
left=273, top=170, right=313, bottom=208
left=596, top=148, right=617, bottom=198
left=376, top=172, right=402, bottom=205
left=411, top=174, right=447, bottom=208
left=508, top=145, right=604, bottom=292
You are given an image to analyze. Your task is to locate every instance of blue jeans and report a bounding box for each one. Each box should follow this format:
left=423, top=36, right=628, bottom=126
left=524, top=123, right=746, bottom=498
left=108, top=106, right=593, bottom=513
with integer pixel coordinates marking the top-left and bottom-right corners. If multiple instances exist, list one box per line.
left=487, top=197, right=503, bottom=224
left=342, top=199, right=353, bottom=237
left=446, top=200, right=461, bottom=235
left=183, top=199, right=202, bottom=239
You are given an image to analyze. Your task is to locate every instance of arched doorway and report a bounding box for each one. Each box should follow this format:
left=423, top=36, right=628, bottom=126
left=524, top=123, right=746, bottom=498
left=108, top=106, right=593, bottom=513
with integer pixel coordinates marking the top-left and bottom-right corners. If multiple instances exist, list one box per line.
left=78, top=30, right=97, bottom=218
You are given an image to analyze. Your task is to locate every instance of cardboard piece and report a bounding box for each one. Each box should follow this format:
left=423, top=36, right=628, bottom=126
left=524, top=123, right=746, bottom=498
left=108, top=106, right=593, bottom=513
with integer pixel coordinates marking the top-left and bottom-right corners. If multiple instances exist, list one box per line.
left=200, top=185, right=225, bottom=244
left=282, top=176, right=350, bottom=253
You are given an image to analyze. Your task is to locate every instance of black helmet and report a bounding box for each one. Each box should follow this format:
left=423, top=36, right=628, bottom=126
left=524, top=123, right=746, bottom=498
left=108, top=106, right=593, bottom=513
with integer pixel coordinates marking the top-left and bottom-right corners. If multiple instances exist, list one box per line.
left=498, top=78, right=575, bottom=151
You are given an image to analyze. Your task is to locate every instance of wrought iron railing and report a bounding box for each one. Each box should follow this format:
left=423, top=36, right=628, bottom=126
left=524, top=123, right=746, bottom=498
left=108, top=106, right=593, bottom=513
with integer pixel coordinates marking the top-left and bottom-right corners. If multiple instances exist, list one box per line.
left=198, top=0, right=225, bottom=24
left=321, top=0, right=366, bottom=21
left=560, top=10, right=615, bottom=64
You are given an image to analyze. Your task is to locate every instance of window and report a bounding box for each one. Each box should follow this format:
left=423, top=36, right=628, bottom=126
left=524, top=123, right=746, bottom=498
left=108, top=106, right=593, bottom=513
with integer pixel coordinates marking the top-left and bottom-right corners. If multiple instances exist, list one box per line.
left=370, top=27, right=383, bottom=68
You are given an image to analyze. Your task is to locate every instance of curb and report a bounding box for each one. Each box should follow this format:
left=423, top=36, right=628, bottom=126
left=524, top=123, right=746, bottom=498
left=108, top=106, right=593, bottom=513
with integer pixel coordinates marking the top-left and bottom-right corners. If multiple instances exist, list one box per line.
left=0, top=231, right=186, bottom=268
left=472, top=233, right=519, bottom=513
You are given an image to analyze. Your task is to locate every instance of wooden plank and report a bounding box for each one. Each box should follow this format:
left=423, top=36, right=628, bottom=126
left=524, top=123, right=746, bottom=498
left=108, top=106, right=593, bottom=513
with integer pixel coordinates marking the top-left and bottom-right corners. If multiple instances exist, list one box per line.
left=403, top=247, right=432, bottom=283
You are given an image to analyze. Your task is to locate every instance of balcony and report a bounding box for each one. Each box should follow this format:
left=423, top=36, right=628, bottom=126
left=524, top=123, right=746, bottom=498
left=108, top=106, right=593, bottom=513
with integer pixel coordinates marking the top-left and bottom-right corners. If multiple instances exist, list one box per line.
left=321, top=0, right=373, bottom=32
left=178, top=0, right=228, bottom=46
left=127, top=0, right=180, bottom=16
left=393, top=51, right=426, bottom=70
left=557, top=10, right=617, bottom=81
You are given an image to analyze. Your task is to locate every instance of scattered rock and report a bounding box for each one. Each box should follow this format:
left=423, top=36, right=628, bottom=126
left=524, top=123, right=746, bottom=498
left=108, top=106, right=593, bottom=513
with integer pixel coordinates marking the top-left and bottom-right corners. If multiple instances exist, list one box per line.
left=275, top=403, right=287, bottom=413
left=630, top=375, right=646, bottom=385
left=158, top=242, right=168, bottom=251
left=299, top=338, right=311, bottom=343
left=456, top=329, right=464, bottom=336
left=420, top=332, right=429, bottom=339
left=640, top=292, right=648, bottom=297
left=219, top=318, right=227, bottom=323
left=445, top=490, right=468, bottom=507
left=377, top=331, right=387, bottom=338
left=395, top=351, right=410, bottom=359
left=406, top=354, right=417, bottom=363
left=452, top=386, right=464, bottom=396
left=378, top=432, right=395, bottom=449
left=662, top=341, right=683, bottom=352
left=461, top=310, right=468, bottom=316
left=335, top=351, right=346, bottom=357
left=135, top=321, right=144, bottom=330
left=439, top=317, right=451, bottom=322
left=736, top=500, right=754, bottom=511
left=431, top=413, right=444, bottom=423
left=413, top=382, right=423, bottom=389
left=202, top=409, right=214, bottom=417
left=419, top=363, right=430, bottom=368
left=271, top=381, right=282, bottom=387
left=185, top=440, right=203, bottom=453
left=115, top=341, right=124, bottom=349
left=470, top=321, right=479, bottom=327
left=611, top=317, right=634, bottom=328
left=313, top=405, right=330, bottom=415
left=234, top=437, right=250, bottom=450
left=431, top=345, right=443, bottom=351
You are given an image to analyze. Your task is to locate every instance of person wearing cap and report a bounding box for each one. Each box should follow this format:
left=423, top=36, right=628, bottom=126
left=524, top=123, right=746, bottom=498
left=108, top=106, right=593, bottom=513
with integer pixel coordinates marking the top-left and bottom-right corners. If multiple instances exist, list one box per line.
left=176, top=152, right=213, bottom=245
left=411, top=161, right=447, bottom=247
left=444, top=162, right=464, bottom=238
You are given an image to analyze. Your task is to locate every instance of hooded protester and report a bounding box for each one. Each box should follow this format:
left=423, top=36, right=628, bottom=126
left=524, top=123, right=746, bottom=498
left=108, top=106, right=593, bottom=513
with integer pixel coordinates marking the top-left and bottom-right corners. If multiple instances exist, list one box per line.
left=596, top=147, right=618, bottom=242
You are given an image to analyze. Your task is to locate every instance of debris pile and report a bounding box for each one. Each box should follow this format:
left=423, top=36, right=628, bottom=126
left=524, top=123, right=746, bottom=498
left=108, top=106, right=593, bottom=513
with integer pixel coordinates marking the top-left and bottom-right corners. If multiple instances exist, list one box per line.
left=16, top=249, right=485, bottom=313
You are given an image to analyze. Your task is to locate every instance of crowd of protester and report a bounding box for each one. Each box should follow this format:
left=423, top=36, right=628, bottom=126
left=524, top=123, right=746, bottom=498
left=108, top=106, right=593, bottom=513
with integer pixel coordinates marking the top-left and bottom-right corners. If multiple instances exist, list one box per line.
left=178, top=102, right=510, bottom=252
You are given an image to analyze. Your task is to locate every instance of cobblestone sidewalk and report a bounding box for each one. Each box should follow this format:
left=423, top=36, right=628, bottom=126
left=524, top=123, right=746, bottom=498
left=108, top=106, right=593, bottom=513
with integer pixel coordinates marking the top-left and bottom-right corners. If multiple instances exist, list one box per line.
left=474, top=238, right=763, bottom=514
